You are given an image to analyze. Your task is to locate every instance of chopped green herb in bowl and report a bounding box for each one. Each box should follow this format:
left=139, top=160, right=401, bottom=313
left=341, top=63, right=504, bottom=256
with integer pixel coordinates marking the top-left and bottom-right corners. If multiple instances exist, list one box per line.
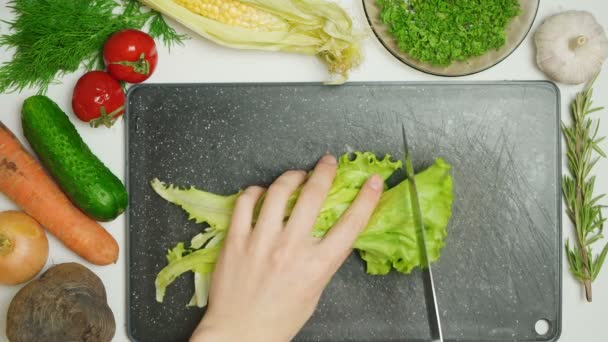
left=376, top=0, right=521, bottom=66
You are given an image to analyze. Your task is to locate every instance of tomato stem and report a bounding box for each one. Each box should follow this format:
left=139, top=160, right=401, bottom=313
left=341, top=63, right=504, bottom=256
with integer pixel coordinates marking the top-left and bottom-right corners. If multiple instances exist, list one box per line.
left=0, top=232, right=13, bottom=256
left=89, top=105, right=124, bottom=128
left=110, top=52, right=150, bottom=75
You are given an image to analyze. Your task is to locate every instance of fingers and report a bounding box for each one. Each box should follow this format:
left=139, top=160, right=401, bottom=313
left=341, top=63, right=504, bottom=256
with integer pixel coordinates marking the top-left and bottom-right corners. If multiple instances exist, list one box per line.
left=253, top=170, right=307, bottom=238
left=286, top=155, right=337, bottom=239
left=227, top=186, right=265, bottom=246
left=319, top=174, right=383, bottom=269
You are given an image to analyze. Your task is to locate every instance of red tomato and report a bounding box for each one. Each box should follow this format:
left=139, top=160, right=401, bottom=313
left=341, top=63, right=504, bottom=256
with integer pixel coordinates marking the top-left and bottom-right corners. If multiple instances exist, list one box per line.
left=103, top=29, right=158, bottom=84
left=72, top=71, right=125, bottom=128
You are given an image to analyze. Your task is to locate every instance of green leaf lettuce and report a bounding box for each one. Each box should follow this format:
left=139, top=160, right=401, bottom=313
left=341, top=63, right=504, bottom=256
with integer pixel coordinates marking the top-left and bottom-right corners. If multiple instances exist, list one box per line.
left=151, top=152, right=453, bottom=305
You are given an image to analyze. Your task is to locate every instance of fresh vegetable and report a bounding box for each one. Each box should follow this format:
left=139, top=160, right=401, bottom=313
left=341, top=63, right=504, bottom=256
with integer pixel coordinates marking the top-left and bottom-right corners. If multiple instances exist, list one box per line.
left=0, top=211, right=48, bottom=285
left=152, top=152, right=453, bottom=306
left=22, top=95, right=128, bottom=221
left=0, top=122, right=119, bottom=265
left=377, top=0, right=520, bottom=65
left=535, top=11, right=608, bottom=85
left=6, top=263, right=115, bottom=342
left=0, top=0, right=184, bottom=94
left=104, top=29, right=158, bottom=83
left=139, top=0, right=363, bottom=83
left=562, top=75, right=608, bottom=302
left=72, top=71, right=126, bottom=128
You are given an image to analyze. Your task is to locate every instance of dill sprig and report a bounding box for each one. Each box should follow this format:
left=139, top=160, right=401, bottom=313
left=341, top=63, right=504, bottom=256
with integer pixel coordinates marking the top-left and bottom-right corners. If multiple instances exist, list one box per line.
left=148, top=11, right=188, bottom=50
left=562, top=74, right=608, bottom=302
left=0, top=0, right=185, bottom=94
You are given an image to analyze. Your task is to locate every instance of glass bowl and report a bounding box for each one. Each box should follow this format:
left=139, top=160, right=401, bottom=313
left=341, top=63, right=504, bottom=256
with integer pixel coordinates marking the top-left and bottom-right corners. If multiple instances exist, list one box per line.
left=362, top=0, right=540, bottom=76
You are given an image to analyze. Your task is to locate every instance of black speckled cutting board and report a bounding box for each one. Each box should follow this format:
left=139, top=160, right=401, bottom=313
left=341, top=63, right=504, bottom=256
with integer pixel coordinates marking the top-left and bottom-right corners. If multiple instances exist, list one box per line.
left=126, top=82, right=561, bottom=342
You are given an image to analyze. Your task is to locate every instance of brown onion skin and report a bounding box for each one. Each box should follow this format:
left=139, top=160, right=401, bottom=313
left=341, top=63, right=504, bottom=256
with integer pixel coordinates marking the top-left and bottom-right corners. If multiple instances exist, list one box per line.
left=0, top=211, right=49, bottom=285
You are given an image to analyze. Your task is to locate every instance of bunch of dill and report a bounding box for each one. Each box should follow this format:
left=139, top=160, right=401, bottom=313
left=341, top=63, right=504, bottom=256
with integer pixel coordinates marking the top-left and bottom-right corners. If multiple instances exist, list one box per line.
left=0, top=0, right=186, bottom=93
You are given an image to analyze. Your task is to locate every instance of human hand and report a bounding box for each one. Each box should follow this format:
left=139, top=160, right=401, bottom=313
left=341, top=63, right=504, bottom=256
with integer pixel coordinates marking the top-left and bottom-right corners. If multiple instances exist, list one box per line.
left=190, top=154, right=383, bottom=342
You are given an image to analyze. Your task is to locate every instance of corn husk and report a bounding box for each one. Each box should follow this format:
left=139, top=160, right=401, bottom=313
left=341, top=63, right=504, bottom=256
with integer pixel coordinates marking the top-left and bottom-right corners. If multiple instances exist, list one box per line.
left=140, top=0, right=363, bottom=83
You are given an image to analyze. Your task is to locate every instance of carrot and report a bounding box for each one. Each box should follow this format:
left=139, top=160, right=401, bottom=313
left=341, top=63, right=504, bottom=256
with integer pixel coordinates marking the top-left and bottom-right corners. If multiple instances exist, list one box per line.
left=0, top=122, right=118, bottom=265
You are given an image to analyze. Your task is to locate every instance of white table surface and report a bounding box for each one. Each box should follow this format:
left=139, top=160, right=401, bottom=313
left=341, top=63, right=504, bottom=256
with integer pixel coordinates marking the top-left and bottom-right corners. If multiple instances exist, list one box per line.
left=1, top=1, right=607, bottom=341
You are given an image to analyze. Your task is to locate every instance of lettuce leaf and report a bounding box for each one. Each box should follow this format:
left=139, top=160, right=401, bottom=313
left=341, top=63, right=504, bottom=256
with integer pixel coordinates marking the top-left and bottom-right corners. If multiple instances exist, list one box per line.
left=355, top=158, right=453, bottom=274
left=152, top=152, right=453, bottom=305
left=151, top=181, right=238, bottom=231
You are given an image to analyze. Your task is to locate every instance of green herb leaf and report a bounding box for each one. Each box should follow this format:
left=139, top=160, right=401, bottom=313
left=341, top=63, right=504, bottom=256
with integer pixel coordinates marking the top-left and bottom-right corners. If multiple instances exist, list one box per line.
left=592, top=243, right=608, bottom=280
left=148, top=11, right=188, bottom=50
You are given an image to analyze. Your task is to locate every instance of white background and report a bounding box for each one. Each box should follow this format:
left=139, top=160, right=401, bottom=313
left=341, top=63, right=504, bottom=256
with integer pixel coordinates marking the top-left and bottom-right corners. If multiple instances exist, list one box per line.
left=0, top=1, right=607, bottom=341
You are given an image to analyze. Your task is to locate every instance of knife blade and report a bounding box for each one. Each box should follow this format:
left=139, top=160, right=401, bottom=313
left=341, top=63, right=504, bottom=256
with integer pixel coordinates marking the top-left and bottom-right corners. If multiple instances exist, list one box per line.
left=401, top=124, right=443, bottom=342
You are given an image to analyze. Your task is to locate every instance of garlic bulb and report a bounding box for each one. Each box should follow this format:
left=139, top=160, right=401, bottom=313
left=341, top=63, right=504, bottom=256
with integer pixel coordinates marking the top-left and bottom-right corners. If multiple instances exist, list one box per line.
left=535, top=11, right=608, bottom=84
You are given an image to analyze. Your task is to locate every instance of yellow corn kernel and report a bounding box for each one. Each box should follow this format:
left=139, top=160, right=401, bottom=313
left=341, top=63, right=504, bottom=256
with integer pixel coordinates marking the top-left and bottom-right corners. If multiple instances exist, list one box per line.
left=172, top=0, right=286, bottom=31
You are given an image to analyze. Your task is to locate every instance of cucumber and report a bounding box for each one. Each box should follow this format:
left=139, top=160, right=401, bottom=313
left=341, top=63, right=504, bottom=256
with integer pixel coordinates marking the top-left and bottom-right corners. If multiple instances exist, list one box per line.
left=21, top=95, right=128, bottom=222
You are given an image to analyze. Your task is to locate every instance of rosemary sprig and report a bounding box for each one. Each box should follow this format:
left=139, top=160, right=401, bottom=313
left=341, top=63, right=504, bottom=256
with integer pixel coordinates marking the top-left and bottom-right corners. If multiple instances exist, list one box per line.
left=562, top=74, right=608, bottom=302
left=0, top=0, right=185, bottom=94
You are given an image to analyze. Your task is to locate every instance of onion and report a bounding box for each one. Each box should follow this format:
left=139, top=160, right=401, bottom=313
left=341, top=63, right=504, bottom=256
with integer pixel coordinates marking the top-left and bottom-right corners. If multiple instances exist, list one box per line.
left=0, top=211, right=49, bottom=285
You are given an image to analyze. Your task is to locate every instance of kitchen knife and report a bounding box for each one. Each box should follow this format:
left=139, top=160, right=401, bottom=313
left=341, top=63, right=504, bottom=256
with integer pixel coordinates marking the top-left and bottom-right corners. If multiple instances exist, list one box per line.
left=402, top=124, right=444, bottom=342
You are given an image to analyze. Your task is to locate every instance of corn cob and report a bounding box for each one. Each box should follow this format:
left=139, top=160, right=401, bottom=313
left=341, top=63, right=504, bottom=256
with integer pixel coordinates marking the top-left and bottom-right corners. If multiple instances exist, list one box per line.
left=140, top=0, right=363, bottom=83
left=172, top=0, right=287, bottom=31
